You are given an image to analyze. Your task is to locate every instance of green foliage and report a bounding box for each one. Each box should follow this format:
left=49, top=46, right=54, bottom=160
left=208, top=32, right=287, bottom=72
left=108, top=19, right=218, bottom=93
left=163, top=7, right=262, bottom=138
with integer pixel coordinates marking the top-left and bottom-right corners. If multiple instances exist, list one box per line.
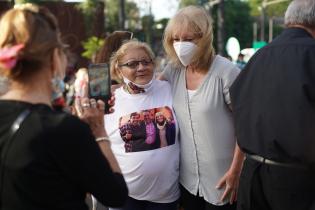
left=105, top=0, right=119, bottom=31
left=265, top=1, right=290, bottom=17
left=248, top=0, right=291, bottom=17
left=81, top=36, right=104, bottom=60
left=141, top=14, right=155, bottom=45
left=223, top=0, right=253, bottom=49
left=105, top=0, right=140, bottom=32
left=78, top=0, right=99, bottom=14
left=179, top=0, right=198, bottom=7
left=77, top=0, right=99, bottom=36
left=179, top=0, right=253, bottom=50
left=15, top=0, right=60, bottom=3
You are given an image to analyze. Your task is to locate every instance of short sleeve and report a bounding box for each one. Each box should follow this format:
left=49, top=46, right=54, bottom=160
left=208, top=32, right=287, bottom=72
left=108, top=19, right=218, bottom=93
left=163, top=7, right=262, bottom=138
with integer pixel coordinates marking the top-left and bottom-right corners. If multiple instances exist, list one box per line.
left=222, top=65, right=241, bottom=105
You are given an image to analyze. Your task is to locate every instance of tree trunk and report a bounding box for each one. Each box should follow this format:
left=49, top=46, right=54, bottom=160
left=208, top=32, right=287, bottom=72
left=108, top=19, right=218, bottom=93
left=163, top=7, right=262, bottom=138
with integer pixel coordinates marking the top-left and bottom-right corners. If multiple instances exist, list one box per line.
left=119, top=0, right=125, bottom=30
left=217, top=0, right=225, bottom=55
left=92, top=1, right=105, bottom=37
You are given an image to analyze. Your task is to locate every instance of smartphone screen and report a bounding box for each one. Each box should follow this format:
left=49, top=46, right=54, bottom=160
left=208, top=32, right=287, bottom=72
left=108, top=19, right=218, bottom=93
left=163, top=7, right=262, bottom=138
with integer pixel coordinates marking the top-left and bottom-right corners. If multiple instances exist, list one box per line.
left=87, top=63, right=111, bottom=112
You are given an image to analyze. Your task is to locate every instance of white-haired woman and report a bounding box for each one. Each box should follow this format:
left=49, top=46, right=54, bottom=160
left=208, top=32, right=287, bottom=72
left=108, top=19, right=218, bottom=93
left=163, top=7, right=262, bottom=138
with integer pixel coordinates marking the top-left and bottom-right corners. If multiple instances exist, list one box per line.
left=159, top=5, right=244, bottom=210
left=105, top=40, right=180, bottom=210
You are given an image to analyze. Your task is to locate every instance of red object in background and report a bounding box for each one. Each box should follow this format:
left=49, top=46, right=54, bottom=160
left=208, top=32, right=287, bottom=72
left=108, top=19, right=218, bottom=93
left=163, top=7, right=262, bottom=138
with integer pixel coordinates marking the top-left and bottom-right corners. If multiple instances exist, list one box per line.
left=52, top=96, right=66, bottom=111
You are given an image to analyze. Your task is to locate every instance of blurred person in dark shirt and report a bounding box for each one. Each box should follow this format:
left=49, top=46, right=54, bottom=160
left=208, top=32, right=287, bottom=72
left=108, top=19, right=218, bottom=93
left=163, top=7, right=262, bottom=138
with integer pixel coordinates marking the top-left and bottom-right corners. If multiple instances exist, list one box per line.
left=230, top=0, right=315, bottom=210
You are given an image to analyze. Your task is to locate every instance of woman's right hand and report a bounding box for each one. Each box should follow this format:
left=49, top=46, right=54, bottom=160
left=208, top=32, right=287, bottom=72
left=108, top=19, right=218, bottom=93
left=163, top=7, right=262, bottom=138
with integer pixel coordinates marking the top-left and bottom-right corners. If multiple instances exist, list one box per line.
left=73, top=97, right=107, bottom=138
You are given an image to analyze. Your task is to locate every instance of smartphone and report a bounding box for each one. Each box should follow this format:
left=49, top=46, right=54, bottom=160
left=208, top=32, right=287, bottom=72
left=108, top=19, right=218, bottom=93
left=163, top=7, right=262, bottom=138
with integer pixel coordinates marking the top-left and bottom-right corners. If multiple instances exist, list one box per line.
left=87, top=63, right=111, bottom=113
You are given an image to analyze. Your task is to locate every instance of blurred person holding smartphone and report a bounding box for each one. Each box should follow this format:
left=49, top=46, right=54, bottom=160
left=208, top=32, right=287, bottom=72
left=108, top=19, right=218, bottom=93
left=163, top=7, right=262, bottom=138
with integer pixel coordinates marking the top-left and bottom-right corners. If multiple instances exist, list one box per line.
left=105, top=40, right=180, bottom=210
left=0, top=4, right=127, bottom=210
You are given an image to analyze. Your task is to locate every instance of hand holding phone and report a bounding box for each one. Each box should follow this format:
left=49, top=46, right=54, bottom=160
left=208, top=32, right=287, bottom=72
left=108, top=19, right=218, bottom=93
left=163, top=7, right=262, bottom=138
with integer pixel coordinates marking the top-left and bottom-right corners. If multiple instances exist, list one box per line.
left=87, top=63, right=111, bottom=113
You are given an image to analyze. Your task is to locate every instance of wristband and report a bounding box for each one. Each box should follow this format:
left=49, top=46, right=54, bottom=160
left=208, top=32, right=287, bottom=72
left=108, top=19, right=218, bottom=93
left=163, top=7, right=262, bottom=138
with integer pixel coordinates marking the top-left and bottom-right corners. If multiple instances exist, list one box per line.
left=96, top=136, right=111, bottom=144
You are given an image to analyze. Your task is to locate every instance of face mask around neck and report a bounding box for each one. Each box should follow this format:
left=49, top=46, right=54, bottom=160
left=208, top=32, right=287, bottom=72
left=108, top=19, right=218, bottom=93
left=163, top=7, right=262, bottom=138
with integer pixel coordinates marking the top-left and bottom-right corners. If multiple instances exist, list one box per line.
left=122, top=75, right=154, bottom=93
left=173, top=41, right=198, bottom=66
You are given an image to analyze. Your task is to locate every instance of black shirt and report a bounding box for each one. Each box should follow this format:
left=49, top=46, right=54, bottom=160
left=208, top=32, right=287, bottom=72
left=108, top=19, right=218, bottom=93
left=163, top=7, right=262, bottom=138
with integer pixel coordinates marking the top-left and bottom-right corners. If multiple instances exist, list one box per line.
left=230, top=28, right=315, bottom=165
left=0, top=100, right=128, bottom=210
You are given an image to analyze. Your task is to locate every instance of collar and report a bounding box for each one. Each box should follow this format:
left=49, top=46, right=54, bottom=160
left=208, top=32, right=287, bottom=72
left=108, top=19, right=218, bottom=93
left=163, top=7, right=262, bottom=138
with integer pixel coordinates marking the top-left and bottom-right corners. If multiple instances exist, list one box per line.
left=282, top=27, right=314, bottom=38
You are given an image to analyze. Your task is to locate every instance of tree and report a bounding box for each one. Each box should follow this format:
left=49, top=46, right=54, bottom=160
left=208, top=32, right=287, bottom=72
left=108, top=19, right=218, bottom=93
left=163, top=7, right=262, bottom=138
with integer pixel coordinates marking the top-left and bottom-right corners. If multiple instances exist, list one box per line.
left=248, top=0, right=291, bottom=41
left=78, top=0, right=104, bottom=37
left=179, top=0, right=198, bottom=7
left=105, top=0, right=140, bottom=32
left=15, top=0, right=60, bottom=3
left=248, top=0, right=290, bottom=17
left=141, top=14, right=154, bottom=45
left=178, top=0, right=252, bottom=52
left=221, top=0, right=253, bottom=50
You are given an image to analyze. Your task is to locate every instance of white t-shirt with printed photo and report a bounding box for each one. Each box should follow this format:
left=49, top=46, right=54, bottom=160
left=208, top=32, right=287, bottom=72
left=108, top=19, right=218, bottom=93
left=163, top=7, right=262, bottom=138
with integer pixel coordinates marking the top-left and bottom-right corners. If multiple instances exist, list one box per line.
left=104, top=80, right=180, bottom=203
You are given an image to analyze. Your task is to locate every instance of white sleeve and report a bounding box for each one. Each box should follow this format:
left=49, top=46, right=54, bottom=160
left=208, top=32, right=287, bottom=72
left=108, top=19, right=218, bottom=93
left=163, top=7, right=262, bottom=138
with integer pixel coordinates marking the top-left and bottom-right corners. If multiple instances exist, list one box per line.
left=222, top=65, right=241, bottom=105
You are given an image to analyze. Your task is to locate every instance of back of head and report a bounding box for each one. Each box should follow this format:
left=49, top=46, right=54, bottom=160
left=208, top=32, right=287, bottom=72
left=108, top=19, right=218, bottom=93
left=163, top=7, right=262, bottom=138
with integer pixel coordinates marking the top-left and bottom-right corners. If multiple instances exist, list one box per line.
left=94, top=31, right=133, bottom=64
left=110, top=40, right=155, bottom=83
left=284, top=0, right=315, bottom=29
left=163, top=5, right=215, bottom=70
left=0, top=3, right=64, bottom=82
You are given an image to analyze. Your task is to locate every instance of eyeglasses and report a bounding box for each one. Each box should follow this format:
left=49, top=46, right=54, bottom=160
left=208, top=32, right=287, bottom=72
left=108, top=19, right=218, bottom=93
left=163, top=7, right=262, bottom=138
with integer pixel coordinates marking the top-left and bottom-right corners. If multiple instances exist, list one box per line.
left=114, top=31, right=133, bottom=40
left=119, top=59, right=153, bottom=69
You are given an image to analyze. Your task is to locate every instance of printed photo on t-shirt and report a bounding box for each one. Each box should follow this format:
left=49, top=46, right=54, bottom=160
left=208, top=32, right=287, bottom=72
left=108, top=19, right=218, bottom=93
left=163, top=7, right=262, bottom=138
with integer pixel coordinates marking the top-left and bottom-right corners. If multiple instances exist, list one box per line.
left=119, top=106, right=176, bottom=153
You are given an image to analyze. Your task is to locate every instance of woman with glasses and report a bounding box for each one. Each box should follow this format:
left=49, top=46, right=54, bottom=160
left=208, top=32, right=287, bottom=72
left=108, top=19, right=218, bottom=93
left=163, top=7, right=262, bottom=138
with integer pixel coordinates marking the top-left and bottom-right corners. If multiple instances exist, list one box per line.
left=159, top=6, right=244, bottom=210
left=105, top=40, right=180, bottom=210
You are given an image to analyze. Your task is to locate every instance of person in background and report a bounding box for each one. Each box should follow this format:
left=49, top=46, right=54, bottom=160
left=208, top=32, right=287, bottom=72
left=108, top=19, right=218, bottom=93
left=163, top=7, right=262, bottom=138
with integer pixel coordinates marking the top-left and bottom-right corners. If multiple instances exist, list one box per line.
left=230, top=1, right=315, bottom=210
left=105, top=40, right=180, bottom=210
left=0, top=4, right=127, bottom=209
left=95, top=31, right=133, bottom=84
left=160, top=5, right=244, bottom=210
left=235, top=54, right=246, bottom=70
left=143, top=110, right=156, bottom=145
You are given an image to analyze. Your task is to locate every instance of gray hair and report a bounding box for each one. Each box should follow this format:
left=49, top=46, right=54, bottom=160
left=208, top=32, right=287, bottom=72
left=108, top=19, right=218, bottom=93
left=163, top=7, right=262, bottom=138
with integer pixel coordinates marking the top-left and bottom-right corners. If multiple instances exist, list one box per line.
left=284, top=0, right=315, bottom=28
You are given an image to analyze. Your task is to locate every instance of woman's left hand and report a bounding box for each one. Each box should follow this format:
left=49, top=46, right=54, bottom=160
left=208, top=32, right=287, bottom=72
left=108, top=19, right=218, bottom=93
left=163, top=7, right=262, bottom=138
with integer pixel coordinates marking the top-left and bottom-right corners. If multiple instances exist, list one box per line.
left=73, top=97, right=107, bottom=138
left=216, top=170, right=240, bottom=204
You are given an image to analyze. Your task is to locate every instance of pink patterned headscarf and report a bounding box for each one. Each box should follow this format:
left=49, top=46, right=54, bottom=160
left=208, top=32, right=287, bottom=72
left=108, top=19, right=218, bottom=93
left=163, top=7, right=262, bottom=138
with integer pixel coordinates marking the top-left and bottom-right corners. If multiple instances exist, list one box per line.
left=0, top=44, right=24, bottom=70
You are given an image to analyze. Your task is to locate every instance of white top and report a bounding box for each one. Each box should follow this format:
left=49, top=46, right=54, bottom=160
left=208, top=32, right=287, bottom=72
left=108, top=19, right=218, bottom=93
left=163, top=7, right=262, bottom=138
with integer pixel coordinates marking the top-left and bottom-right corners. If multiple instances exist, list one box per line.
left=187, top=89, right=197, bottom=100
left=105, top=80, right=180, bottom=203
left=163, top=55, right=240, bottom=205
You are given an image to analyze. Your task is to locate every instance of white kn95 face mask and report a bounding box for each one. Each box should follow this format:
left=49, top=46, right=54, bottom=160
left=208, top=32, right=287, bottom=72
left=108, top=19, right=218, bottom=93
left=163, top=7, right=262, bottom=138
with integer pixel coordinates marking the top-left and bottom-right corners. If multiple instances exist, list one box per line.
left=173, top=41, right=198, bottom=66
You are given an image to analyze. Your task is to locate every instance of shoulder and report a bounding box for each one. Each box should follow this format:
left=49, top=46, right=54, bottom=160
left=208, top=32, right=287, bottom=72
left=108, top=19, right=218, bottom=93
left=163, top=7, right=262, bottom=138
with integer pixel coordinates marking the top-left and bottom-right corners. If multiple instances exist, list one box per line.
left=153, top=79, right=171, bottom=89
left=152, top=80, right=172, bottom=96
left=212, top=55, right=240, bottom=78
left=162, top=62, right=182, bottom=80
